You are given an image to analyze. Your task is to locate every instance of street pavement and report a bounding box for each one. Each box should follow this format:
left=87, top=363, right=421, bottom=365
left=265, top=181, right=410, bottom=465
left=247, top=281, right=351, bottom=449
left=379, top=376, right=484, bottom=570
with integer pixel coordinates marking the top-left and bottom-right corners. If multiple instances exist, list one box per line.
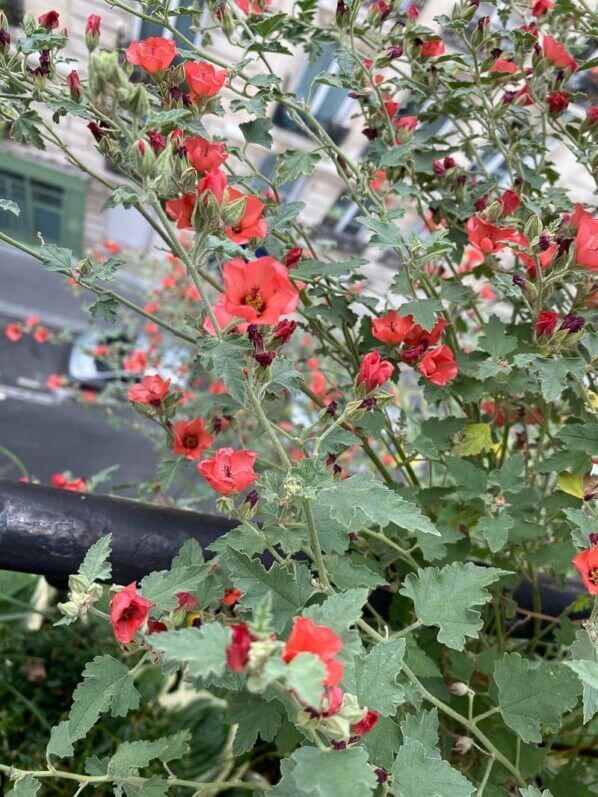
left=0, top=247, right=158, bottom=490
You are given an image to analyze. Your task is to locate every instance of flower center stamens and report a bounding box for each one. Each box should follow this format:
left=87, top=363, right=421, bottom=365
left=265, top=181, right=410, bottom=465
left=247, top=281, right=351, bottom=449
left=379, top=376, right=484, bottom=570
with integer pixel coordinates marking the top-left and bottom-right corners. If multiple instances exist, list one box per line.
left=244, top=286, right=265, bottom=313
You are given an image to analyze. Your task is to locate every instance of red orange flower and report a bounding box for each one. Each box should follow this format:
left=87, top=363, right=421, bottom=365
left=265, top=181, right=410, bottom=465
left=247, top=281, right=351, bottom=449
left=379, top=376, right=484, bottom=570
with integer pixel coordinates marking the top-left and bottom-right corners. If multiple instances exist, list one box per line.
left=576, top=214, right=598, bottom=271
left=127, top=375, right=171, bottom=406
left=351, top=709, right=380, bottom=736
left=123, top=350, right=147, bottom=374
left=421, top=39, right=445, bottom=58
left=209, top=256, right=299, bottom=332
left=38, top=10, right=60, bottom=29
left=542, top=35, right=576, bottom=71
left=165, top=193, right=196, bottom=230
left=224, top=189, right=268, bottom=244
left=51, top=473, right=87, bottom=492
left=283, top=617, right=344, bottom=688
left=126, top=37, right=177, bottom=74
left=418, top=345, right=458, bottom=386
left=198, top=447, right=257, bottom=495
left=5, top=322, right=22, bottom=342
left=223, top=587, right=242, bottom=606
left=372, top=310, right=446, bottom=347
left=185, top=61, right=227, bottom=99
left=466, top=215, right=522, bottom=254
left=226, top=623, right=253, bottom=671
left=535, top=310, right=558, bottom=338
left=357, top=351, right=394, bottom=393
left=572, top=547, right=598, bottom=595
left=172, top=417, right=213, bottom=460
left=110, top=583, right=154, bottom=644
left=186, top=136, right=228, bottom=173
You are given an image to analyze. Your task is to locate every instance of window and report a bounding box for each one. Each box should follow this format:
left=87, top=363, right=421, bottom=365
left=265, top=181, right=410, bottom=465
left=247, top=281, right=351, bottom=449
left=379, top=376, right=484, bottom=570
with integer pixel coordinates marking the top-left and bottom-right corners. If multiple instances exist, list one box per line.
left=0, top=0, right=24, bottom=26
left=0, top=153, right=85, bottom=254
left=321, top=193, right=369, bottom=252
left=133, top=0, right=208, bottom=49
left=273, top=44, right=352, bottom=145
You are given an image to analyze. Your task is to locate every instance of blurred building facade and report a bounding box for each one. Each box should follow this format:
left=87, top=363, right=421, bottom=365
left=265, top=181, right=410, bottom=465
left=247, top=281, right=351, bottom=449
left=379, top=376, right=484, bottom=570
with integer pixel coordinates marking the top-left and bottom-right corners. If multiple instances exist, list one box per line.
left=0, top=0, right=594, bottom=270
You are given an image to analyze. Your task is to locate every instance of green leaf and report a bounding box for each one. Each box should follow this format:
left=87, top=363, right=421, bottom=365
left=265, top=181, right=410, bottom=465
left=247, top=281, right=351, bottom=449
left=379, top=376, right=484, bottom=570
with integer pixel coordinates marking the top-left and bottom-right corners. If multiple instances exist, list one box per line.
left=219, top=549, right=315, bottom=633
left=69, top=655, right=140, bottom=743
left=495, top=653, right=581, bottom=743
left=276, top=150, right=320, bottom=184
left=280, top=652, right=327, bottom=708
left=478, top=315, right=517, bottom=358
left=239, top=118, right=273, bottom=147
left=399, top=299, right=443, bottom=331
left=532, top=358, right=583, bottom=402
left=557, top=471, right=585, bottom=499
left=519, top=788, right=554, bottom=797
left=317, top=473, right=439, bottom=535
left=196, top=337, right=250, bottom=405
left=557, top=424, right=598, bottom=456
left=7, top=775, right=42, bottom=797
left=108, top=732, right=190, bottom=775
left=38, top=243, right=73, bottom=272
left=356, top=216, right=402, bottom=248
left=46, top=720, right=74, bottom=759
left=361, top=714, right=402, bottom=770
left=400, top=563, right=509, bottom=650
left=140, top=560, right=205, bottom=612
left=566, top=634, right=598, bottom=722
left=400, top=707, right=439, bottom=757
left=79, top=534, right=112, bottom=583
left=303, top=589, right=369, bottom=634
left=294, top=257, right=366, bottom=280
left=150, top=624, right=231, bottom=678
left=458, top=423, right=493, bottom=457
left=565, top=508, right=594, bottom=549
left=0, top=198, right=20, bottom=216
left=343, top=639, right=406, bottom=716
left=228, top=693, right=285, bottom=754
left=476, top=513, right=514, bottom=552
left=89, top=297, right=119, bottom=322
left=289, top=746, right=377, bottom=797
left=325, top=555, right=386, bottom=590
left=11, top=109, right=45, bottom=149
left=266, top=201, right=305, bottom=231
left=390, top=740, right=475, bottom=797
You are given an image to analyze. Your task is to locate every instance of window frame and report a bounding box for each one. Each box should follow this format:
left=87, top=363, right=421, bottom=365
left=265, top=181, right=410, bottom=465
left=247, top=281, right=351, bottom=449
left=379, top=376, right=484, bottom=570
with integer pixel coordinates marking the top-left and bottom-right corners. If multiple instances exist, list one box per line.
left=0, top=152, right=86, bottom=254
left=132, top=0, right=211, bottom=48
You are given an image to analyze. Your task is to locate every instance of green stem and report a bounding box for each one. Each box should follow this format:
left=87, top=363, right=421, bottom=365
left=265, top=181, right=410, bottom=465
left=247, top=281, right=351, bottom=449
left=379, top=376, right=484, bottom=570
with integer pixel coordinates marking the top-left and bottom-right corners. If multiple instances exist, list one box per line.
left=0, top=764, right=263, bottom=792
left=302, top=498, right=333, bottom=593
left=477, top=755, right=495, bottom=796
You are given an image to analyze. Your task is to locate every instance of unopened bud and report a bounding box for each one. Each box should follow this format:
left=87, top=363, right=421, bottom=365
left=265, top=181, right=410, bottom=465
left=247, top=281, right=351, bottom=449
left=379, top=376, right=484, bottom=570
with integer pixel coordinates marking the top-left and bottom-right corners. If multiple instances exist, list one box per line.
left=220, top=195, right=247, bottom=228
left=85, top=14, right=101, bottom=52
left=454, top=736, right=474, bottom=755
left=130, top=138, right=155, bottom=177
left=67, top=69, right=82, bottom=102
left=449, top=682, right=473, bottom=697
left=524, top=214, right=543, bottom=241
left=22, top=12, right=37, bottom=35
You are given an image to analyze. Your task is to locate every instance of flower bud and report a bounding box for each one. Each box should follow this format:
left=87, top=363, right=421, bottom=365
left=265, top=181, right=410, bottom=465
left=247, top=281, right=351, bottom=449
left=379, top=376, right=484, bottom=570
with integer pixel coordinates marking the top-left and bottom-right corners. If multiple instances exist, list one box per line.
left=23, top=12, right=37, bottom=35
left=220, top=195, right=247, bottom=228
left=130, top=139, right=155, bottom=178
left=85, top=14, right=101, bottom=52
left=523, top=215, right=543, bottom=242
left=454, top=736, right=474, bottom=755
left=67, top=69, right=82, bottom=102
left=122, top=83, right=150, bottom=116
left=449, top=681, right=473, bottom=697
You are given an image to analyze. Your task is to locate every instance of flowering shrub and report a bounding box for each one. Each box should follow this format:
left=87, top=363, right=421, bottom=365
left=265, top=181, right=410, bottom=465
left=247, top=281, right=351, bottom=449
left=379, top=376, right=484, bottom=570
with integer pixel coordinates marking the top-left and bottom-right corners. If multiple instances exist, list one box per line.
left=0, top=1, right=597, bottom=795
